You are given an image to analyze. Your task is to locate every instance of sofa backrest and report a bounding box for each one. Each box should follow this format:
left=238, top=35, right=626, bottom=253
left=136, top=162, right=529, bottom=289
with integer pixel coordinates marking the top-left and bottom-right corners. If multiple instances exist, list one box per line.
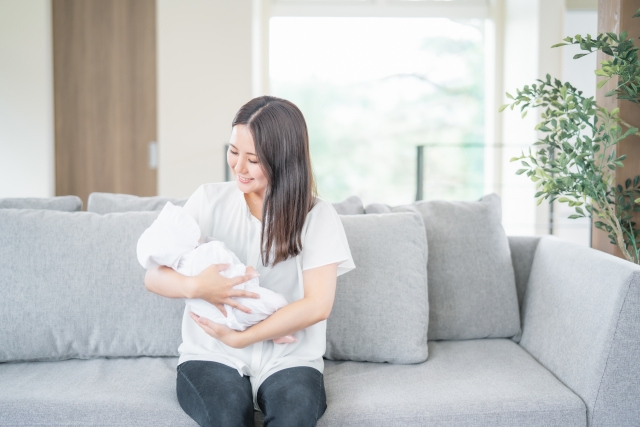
left=0, top=192, right=524, bottom=363
left=0, top=209, right=184, bottom=362
left=87, top=193, right=187, bottom=214
left=0, top=195, right=83, bottom=212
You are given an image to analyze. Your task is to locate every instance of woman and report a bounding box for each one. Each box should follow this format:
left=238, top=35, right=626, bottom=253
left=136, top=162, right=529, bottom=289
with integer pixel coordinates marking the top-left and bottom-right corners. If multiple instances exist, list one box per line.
left=144, top=96, right=355, bottom=427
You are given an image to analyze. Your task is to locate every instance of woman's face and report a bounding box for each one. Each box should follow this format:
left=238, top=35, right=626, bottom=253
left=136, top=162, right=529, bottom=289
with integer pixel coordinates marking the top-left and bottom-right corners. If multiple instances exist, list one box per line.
left=228, top=124, right=268, bottom=197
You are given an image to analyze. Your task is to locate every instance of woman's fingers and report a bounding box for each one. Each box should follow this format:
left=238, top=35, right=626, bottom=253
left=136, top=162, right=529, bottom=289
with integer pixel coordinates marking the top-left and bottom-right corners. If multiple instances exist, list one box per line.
left=224, top=298, right=253, bottom=314
left=228, top=289, right=260, bottom=299
left=228, top=273, right=256, bottom=287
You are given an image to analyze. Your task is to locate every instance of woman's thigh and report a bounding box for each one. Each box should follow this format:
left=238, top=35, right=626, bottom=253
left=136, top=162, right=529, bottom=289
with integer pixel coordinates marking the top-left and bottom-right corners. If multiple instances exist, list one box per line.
left=176, top=360, right=254, bottom=427
left=257, top=367, right=327, bottom=427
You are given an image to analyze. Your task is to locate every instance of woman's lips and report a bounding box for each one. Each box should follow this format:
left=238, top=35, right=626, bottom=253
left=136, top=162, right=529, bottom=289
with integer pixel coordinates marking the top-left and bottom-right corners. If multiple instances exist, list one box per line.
left=237, top=175, right=253, bottom=183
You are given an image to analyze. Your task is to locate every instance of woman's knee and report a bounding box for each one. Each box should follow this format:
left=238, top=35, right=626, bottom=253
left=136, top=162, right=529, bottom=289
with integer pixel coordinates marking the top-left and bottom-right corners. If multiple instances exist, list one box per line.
left=176, top=361, right=254, bottom=427
left=258, top=367, right=327, bottom=427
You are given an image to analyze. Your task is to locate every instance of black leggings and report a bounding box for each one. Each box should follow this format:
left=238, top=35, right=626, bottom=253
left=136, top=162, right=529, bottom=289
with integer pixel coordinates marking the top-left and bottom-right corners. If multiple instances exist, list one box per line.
left=176, top=360, right=327, bottom=427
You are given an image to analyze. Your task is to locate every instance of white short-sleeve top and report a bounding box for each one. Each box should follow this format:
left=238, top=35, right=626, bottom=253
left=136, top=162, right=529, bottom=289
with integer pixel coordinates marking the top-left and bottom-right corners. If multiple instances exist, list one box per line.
left=177, top=181, right=355, bottom=398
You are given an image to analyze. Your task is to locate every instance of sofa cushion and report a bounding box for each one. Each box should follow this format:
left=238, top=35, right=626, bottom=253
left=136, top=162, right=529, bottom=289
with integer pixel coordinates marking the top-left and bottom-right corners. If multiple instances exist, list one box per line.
left=363, top=203, right=391, bottom=214
left=0, top=209, right=184, bottom=362
left=326, top=212, right=428, bottom=363
left=390, top=194, right=520, bottom=340
left=332, top=196, right=364, bottom=215
left=0, top=341, right=585, bottom=427
left=0, top=357, right=195, bottom=427
left=0, top=195, right=82, bottom=211
left=87, top=192, right=187, bottom=213
left=319, top=340, right=586, bottom=427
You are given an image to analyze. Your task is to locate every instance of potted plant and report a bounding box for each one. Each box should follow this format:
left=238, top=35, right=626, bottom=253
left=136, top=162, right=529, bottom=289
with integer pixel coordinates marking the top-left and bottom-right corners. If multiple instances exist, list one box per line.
left=501, top=8, right=640, bottom=263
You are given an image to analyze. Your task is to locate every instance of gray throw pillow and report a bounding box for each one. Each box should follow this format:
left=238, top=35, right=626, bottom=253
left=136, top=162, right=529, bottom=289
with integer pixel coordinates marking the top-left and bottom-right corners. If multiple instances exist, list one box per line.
left=364, top=203, right=391, bottom=214
left=392, top=194, right=519, bottom=340
left=0, top=195, right=82, bottom=212
left=0, top=209, right=184, bottom=362
left=332, top=196, right=364, bottom=215
left=326, top=212, right=429, bottom=364
left=87, top=192, right=187, bottom=214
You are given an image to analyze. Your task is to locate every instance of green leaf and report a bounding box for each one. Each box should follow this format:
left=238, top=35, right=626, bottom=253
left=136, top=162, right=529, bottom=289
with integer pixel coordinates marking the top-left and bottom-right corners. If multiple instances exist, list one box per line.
left=597, top=79, right=609, bottom=89
left=551, top=43, right=567, bottom=48
left=573, top=53, right=588, bottom=59
left=499, top=104, right=510, bottom=112
left=568, top=214, right=582, bottom=219
left=516, top=169, right=527, bottom=175
left=558, top=197, right=571, bottom=203
left=633, top=7, right=640, bottom=18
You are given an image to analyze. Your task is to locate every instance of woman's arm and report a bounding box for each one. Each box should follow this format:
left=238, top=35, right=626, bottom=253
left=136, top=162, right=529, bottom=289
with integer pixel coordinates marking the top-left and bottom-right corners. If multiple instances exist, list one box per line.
left=145, top=264, right=259, bottom=315
left=191, top=263, right=338, bottom=348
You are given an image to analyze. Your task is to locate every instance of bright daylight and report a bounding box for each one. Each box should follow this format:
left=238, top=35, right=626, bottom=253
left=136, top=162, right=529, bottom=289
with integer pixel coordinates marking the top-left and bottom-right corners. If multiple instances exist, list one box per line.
left=1, top=1, right=639, bottom=426
left=271, top=17, right=485, bottom=205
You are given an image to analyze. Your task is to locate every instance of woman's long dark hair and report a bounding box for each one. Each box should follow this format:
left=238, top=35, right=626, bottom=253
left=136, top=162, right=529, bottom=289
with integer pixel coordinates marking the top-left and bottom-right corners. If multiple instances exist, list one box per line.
left=232, top=96, right=317, bottom=266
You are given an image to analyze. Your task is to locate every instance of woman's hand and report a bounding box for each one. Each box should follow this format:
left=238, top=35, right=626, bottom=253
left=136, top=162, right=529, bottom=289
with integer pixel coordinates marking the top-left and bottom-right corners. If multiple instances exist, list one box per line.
left=189, top=312, right=248, bottom=349
left=191, top=264, right=259, bottom=316
left=144, top=265, right=258, bottom=316
left=190, top=313, right=296, bottom=347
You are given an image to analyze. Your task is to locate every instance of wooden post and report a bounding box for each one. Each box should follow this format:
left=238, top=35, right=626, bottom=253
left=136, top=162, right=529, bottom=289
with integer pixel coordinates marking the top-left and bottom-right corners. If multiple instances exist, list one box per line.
left=592, top=0, right=640, bottom=257
left=53, top=0, right=158, bottom=207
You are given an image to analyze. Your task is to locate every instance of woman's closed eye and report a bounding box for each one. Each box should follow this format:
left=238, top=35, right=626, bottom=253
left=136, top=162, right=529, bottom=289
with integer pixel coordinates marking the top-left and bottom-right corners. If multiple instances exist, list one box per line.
left=229, top=149, right=258, bottom=164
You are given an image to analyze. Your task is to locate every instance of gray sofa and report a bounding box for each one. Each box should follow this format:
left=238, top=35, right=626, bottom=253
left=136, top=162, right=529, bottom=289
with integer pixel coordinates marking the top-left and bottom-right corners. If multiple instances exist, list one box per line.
left=0, top=193, right=638, bottom=427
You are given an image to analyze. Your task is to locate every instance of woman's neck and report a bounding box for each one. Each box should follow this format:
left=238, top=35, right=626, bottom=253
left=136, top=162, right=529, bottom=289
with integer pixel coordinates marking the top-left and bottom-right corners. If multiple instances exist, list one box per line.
left=244, top=192, right=264, bottom=222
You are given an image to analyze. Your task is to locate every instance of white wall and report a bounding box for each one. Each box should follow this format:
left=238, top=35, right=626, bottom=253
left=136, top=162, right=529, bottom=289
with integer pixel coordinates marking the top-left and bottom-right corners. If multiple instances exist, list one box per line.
left=157, top=0, right=253, bottom=198
left=0, top=0, right=53, bottom=198
left=498, top=0, right=564, bottom=236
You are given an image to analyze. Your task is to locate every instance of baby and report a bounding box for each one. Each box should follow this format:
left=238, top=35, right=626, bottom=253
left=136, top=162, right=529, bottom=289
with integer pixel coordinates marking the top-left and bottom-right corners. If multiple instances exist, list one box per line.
left=137, top=202, right=295, bottom=344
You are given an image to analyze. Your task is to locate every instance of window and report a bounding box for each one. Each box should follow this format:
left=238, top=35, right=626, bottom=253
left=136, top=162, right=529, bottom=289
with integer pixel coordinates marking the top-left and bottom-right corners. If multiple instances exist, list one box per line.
left=270, top=17, right=485, bottom=204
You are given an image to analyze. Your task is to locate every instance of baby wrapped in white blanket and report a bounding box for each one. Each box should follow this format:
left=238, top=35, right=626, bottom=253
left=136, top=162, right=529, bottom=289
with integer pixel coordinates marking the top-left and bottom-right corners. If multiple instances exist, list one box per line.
left=137, top=202, right=294, bottom=343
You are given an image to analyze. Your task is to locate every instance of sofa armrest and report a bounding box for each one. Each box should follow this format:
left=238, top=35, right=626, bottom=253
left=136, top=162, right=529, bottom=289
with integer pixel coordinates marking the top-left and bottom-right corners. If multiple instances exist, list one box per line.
left=519, top=236, right=640, bottom=427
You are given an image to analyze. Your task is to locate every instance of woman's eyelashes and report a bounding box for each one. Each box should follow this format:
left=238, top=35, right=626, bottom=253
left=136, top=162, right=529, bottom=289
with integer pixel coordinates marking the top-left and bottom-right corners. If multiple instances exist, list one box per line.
left=230, top=149, right=258, bottom=164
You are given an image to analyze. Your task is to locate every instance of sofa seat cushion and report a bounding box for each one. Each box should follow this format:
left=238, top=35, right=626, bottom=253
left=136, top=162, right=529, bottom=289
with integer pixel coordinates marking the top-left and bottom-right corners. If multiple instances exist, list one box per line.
left=319, top=339, right=586, bottom=427
left=0, top=357, right=196, bottom=427
left=0, top=341, right=585, bottom=427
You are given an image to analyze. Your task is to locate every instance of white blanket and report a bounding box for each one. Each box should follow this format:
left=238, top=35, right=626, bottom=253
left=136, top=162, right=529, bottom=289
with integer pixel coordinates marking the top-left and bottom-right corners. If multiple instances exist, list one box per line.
left=136, top=202, right=288, bottom=331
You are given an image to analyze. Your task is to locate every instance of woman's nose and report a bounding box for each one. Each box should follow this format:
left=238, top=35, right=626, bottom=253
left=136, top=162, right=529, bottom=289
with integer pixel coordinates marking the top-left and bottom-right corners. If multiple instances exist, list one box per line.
left=234, top=156, right=247, bottom=174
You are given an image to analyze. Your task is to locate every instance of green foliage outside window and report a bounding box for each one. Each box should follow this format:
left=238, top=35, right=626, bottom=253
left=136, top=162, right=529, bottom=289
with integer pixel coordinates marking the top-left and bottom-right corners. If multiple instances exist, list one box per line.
left=501, top=9, right=640, bottom=263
